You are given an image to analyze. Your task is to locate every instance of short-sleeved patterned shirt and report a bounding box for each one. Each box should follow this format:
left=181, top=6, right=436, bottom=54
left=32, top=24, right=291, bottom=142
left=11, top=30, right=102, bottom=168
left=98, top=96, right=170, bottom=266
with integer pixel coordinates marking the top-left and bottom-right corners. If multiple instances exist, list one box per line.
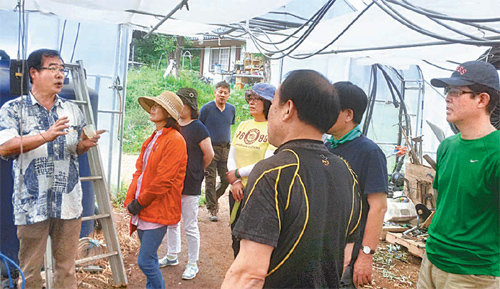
left=0, top=93, right=86, bottom=225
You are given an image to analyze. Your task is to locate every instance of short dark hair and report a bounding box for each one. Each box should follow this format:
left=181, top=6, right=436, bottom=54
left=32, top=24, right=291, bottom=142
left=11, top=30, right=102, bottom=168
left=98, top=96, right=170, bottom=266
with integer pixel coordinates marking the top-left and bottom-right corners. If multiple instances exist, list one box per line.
left=333, top=81, right=368, bottom=124
left=468, top=83, right=499, bottom=114
left=263, top=99, right=271, bottom=120
left=183, top=105, right=199, bottom=119
left=279, top=70, right=339, bottom=133
left=215, top=80, right=230, bottom=91
left=27, top=49, right=62, bottom=83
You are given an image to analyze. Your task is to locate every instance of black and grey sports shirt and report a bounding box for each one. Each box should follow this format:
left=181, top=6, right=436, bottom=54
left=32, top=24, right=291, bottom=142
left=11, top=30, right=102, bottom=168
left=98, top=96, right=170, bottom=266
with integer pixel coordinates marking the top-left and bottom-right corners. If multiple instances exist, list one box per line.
left=233, top=139, right=362, bottom=288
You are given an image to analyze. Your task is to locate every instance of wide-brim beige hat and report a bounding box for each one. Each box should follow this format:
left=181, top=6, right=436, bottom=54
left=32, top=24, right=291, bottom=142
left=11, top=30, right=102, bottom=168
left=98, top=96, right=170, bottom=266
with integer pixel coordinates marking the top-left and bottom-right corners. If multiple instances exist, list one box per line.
left=138, top=91, right=184, bottom=121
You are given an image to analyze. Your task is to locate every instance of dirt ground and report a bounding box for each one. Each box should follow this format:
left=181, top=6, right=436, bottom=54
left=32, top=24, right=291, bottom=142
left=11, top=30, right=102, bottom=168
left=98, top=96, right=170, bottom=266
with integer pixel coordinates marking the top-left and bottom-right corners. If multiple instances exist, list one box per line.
left=75, top=155, right=421, bottom=288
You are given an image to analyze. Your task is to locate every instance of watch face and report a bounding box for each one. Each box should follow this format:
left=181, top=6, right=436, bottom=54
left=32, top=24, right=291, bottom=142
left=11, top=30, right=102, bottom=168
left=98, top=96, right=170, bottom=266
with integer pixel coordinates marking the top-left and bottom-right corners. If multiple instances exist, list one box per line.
left=363, top=246, right=374, bottom=254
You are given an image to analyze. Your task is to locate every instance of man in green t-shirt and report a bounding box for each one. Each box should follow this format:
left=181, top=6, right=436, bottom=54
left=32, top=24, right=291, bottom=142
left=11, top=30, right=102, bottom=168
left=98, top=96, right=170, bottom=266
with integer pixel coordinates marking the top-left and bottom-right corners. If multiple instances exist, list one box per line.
left=417, top=60, right=499, bottom=288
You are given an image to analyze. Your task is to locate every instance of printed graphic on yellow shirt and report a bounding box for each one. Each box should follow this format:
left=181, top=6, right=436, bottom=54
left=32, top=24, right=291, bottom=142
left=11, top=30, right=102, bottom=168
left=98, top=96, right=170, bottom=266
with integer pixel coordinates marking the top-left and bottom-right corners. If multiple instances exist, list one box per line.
left=232, top=119, right=274, bottom=187
left=237, top=127, right=269, bottom=146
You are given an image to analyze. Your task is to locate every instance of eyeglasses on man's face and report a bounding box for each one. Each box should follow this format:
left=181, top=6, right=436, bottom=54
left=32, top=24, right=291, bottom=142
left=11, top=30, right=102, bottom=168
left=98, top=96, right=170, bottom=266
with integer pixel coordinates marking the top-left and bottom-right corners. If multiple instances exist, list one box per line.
left=39, top=65, right=69, bottom=74
left=444, top=87, right=476, bottom=97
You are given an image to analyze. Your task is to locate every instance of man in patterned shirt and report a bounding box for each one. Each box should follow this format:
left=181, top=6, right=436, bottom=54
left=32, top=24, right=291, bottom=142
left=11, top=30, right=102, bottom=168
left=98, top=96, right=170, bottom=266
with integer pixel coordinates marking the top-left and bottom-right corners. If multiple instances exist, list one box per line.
left=0, top=49, right=104, bottom=289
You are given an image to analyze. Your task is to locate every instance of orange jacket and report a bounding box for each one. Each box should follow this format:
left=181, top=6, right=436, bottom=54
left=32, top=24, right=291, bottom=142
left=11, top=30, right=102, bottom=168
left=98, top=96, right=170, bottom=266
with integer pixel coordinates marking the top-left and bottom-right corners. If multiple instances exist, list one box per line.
left=124, top=127, right=187, bottom=235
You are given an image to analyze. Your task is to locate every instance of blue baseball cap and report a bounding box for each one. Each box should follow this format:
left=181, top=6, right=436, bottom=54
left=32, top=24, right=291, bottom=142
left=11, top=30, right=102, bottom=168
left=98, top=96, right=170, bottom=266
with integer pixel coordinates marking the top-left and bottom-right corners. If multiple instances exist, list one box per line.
left=431, top=60, right=500, bottom=91
left=252, top=83, right=276, bottom=102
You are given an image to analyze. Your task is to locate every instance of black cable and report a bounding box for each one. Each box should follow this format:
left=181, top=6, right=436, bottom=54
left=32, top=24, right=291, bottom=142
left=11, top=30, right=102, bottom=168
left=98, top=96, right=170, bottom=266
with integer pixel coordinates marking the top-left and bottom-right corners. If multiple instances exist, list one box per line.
left=423, top=14, right=488, bottom=41
left=241, top=0, right=499, bottom=60
left=59, top=20, right=67, bottom=53
left=288, top=1, right=375, bottom=60
left=244, top=0, right=337, bottom=56
left=268, top=11, right=309, bottom=21
left=376, top=64, right=412, bottom=140
left=458, top=21, right=500, bottom=35
left=382, top=0, right=489, bottom=41
left=422, top=60, right=454, bottom=72
left=384, top=68, right=401, bottom=108
left=363, top=65, right=378, bottom=134
left=390, top=0, right=500, bottom=23
left=241, top=0, right=336, bottom=47
left=243, top=0, right=375, bottom=60
left=392, top=0, right=500, bottom=34
left=240, top=0, right=336, bottom=58
left=224, top=1, right=326, bottom=45
left=374, top=0, right=500, bottom=46
left=70, top=23, right=81, bottom=63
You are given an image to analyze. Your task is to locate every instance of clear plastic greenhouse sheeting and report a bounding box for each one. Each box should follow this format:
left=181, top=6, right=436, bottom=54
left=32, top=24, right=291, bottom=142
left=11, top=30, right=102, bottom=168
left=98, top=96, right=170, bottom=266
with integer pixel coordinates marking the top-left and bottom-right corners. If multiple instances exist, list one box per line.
left=0, top=0, right=290, bottom=37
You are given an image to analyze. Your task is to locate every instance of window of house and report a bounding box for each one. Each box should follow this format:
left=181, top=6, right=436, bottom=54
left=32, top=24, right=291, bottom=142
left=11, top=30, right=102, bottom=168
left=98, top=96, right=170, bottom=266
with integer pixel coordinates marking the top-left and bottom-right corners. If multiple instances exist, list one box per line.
left=209, top=47, right=230, bottom=72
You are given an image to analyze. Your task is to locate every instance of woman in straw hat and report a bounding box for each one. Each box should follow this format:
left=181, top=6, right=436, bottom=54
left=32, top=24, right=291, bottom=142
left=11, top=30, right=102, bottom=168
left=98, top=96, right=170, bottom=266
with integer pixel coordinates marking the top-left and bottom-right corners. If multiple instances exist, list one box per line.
left=123, top=91, right=187, bottom=289
left=159, top=88, right=214, bottom=280
left=225, top=83, right=277, bottom=257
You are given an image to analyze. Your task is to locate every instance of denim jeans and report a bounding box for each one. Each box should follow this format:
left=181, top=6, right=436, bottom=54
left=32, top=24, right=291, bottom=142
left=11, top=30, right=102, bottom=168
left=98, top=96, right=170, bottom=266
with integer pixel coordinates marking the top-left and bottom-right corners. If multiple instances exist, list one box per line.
left=138, top=226, right=167, bottom=289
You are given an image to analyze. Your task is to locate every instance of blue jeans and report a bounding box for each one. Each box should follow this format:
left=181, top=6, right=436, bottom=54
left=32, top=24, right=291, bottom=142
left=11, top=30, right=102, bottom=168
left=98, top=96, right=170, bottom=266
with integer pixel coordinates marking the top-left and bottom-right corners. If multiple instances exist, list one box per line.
left=138, top=227, right=167, bottom=289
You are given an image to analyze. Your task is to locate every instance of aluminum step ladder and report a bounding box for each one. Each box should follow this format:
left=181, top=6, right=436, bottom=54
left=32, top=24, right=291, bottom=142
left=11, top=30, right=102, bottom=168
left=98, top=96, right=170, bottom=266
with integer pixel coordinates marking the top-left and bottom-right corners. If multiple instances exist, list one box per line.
left=44, top=60, right=127, bottom=287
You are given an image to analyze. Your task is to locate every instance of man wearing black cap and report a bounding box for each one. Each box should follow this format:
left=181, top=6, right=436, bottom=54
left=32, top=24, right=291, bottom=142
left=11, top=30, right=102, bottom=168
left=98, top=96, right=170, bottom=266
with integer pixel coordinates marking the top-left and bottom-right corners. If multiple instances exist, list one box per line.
left=417, top=61, right=499, bottom=288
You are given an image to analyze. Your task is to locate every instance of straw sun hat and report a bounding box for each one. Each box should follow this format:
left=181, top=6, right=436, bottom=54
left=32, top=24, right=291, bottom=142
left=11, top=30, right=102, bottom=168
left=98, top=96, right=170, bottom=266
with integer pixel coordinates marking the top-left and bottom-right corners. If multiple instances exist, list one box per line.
left=138, top=91, right=184, bottom=121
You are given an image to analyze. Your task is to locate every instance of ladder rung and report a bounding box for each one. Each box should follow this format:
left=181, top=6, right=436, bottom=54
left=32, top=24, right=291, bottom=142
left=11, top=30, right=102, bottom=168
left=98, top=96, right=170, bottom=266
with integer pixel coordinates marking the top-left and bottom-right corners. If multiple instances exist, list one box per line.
left=70, top=100, right=89, bottom=105
left=81, top=213, right=111, bottom=222
left=80, top=176, right=104, bottom=181
left=64, top=63, right=79, bottom=68
left=75, top=251, right=119, bottom=266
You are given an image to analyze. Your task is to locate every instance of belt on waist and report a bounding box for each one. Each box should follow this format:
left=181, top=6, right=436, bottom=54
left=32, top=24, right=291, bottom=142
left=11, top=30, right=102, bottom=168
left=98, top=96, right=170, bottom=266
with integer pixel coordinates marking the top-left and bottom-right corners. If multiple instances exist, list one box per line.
left=212, top=143, right=230, bottom=147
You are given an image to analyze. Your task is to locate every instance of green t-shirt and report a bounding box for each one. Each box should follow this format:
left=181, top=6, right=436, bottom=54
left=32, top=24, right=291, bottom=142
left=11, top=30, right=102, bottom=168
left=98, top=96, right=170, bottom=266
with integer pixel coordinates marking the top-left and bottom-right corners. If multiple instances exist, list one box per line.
left=427, top=130, right=500, bottom=276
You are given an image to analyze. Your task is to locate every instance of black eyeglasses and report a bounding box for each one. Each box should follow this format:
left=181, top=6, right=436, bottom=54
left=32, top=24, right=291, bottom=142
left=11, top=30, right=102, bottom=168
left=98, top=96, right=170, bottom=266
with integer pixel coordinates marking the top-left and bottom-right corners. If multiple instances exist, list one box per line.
left=39, top=66, right=69, bottom=74
left=245, top=90, right=263, bottom=102
left=444, top=87, right=476, bottom=97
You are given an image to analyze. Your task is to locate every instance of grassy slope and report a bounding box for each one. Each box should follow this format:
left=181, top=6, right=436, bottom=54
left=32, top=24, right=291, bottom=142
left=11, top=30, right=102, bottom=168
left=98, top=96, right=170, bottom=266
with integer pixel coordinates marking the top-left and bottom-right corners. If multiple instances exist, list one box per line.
left=124, top=67, right=251, bottom=154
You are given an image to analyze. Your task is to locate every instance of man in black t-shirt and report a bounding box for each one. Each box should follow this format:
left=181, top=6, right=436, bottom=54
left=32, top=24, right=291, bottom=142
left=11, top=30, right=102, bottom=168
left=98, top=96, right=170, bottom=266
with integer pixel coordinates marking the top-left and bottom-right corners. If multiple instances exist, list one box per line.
left=326, top=82, right=388, bottom=288
left=221, top=70, right=362, bottom=289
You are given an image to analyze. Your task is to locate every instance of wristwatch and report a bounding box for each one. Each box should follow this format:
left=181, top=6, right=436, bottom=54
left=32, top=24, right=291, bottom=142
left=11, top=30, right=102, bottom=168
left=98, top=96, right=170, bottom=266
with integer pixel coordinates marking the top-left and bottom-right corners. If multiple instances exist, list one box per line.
left=362, top=245, right=375, bottom=255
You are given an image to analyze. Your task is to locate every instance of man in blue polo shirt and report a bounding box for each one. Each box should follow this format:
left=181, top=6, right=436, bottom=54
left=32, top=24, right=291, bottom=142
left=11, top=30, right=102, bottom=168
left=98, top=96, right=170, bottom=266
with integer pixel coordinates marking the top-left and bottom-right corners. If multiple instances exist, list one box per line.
left=199, top=81, right=235, bottom=221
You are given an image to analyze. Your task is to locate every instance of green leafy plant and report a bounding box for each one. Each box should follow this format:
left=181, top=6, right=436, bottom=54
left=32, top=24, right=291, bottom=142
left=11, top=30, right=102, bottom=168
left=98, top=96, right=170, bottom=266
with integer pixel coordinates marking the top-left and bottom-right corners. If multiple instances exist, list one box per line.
left=124, top=66, right=252, bottom=154
left=113, top=181, right=129, bottom=208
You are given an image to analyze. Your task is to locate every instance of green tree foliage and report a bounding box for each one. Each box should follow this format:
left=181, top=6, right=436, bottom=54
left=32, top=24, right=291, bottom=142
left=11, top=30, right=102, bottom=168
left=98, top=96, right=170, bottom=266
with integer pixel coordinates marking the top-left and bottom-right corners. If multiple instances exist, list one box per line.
left=124, top=67, right=251, bottom=154
left=131, top=33, right=177, bottom=66
left=131, top=32, right=201, bottom=71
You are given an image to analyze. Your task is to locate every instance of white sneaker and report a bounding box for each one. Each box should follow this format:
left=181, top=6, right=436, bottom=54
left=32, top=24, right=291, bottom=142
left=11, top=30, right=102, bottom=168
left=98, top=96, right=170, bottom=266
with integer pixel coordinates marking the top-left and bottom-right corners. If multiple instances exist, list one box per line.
left=208, top=215, right=219, bottom=222
left=159, top=255, right=179, bottom=268
left=182, top=263, right=199, bottom=280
